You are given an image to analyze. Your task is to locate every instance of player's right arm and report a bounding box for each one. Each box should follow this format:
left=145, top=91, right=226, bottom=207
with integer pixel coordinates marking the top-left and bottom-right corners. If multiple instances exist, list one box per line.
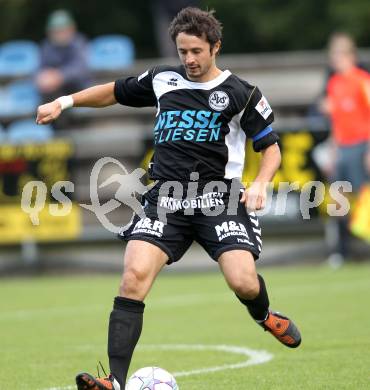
left=37, top=68, right=157, bottom=125
left=36, top=82, right=116, bottom=125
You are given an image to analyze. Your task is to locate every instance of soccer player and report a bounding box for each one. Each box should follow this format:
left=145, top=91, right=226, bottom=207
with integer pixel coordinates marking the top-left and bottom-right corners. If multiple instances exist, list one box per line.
left=36, top=7, right=301, bottom=390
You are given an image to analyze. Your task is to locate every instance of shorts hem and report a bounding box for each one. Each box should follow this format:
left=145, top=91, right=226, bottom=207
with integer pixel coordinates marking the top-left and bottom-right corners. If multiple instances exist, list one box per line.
left=124, top=237, right=175, bottom=264
left=213, top=244, right=260, bottom=262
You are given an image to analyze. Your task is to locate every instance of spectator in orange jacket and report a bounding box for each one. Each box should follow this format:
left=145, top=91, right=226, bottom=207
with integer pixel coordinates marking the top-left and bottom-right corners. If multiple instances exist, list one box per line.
left=321, top=33, right=370, bottom=267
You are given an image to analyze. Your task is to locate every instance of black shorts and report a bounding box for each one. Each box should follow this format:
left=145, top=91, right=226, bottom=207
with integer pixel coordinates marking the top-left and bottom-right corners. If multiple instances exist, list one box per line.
left=118, top=183, right=262, bottom=264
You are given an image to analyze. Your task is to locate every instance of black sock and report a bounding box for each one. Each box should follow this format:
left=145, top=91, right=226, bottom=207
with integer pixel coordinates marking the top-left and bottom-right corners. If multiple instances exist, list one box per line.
left=108, top=296, right=145, bottom=387
left=236, top=274, right=270, bottom=321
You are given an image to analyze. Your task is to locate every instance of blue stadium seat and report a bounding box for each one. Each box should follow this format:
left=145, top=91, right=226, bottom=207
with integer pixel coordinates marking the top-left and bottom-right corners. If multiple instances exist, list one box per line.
left=2, top=80, right=41, bottom=116
left=88, top=35, right=134, bottom=71
left=7, top=119, right=53, bottom=143
left=0, top=40, right=40, bottom=77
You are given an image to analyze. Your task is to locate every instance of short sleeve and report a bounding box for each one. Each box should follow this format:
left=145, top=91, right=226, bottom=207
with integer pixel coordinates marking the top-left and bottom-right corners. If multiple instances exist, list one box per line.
left=114, top=68, right=157, bottom=107
left=240, top=87, right=279, bottom=152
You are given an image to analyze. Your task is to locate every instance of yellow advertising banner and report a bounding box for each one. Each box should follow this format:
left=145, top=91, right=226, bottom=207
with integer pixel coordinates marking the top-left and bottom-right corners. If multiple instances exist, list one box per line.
left=0, top=203, right=81, bottom=244
left=0, top=139, right=81, bottom=244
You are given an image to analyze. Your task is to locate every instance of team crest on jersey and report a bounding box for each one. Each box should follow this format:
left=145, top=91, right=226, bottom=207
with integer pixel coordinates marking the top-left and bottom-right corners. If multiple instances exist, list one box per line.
left=209, top=90, right=229, bottom=111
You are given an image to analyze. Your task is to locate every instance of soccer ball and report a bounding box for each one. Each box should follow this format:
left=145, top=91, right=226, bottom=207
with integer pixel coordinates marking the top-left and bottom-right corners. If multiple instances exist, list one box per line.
left=125, top=367, right=179, bottom=390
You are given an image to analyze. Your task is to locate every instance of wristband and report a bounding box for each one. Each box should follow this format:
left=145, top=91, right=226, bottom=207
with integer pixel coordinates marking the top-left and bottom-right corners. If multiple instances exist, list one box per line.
left=56, top=95, right=74, bottom=111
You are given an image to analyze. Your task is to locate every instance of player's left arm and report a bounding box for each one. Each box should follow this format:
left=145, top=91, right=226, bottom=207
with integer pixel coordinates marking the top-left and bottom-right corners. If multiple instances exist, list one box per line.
left=241, top=143, right=281, bottom=210
left=240, top=86, right=280, bottom=210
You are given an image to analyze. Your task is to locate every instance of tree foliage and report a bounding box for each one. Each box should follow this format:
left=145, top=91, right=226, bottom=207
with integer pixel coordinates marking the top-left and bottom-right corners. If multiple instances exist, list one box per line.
left=0, top=0, right=369, bottom=57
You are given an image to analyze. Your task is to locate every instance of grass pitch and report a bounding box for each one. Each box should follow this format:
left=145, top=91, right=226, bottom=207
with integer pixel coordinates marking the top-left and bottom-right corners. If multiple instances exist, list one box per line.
left=0, top=263, right=369, bottom=389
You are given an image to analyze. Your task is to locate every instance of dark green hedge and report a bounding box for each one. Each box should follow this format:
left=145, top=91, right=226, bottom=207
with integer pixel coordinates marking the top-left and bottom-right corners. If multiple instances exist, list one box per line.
left=0, top=0, right=369, bottom=57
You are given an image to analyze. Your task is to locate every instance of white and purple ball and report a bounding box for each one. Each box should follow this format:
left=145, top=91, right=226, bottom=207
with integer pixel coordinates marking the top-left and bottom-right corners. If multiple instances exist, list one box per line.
left=125, top=367, right=179, bottom=390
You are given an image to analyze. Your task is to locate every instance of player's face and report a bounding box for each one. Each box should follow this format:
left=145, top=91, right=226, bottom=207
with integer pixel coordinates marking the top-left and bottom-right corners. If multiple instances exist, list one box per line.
left=176, top=32, right=220, bottom=82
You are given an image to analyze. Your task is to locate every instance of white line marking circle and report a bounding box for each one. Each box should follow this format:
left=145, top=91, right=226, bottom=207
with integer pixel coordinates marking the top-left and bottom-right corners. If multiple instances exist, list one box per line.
left=41, top=344, right=273, bottom=390
left=139, top=344, right=273, bottom=377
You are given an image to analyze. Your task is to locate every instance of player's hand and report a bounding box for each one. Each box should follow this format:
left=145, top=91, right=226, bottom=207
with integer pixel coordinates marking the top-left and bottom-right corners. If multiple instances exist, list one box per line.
left=36, top=100, right=62, bottom=125
left=319, top=97, right=332, bottom=115
left=241, top=181, right=268, bottom=211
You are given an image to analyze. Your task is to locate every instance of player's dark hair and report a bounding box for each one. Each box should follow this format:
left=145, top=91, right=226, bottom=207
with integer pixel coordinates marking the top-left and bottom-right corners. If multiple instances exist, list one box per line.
left=169, top=7, right=223, bottom=49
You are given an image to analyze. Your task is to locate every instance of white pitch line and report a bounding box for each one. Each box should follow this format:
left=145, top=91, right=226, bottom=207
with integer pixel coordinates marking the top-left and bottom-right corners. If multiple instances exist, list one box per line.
left=40, top=343, right=273, bottom=390
left=141, top=344, right=273, bottom=377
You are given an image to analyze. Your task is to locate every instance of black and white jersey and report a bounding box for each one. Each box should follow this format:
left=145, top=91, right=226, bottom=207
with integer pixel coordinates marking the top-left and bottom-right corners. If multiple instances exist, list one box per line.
left=114, top=65, right=279, bottom=181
